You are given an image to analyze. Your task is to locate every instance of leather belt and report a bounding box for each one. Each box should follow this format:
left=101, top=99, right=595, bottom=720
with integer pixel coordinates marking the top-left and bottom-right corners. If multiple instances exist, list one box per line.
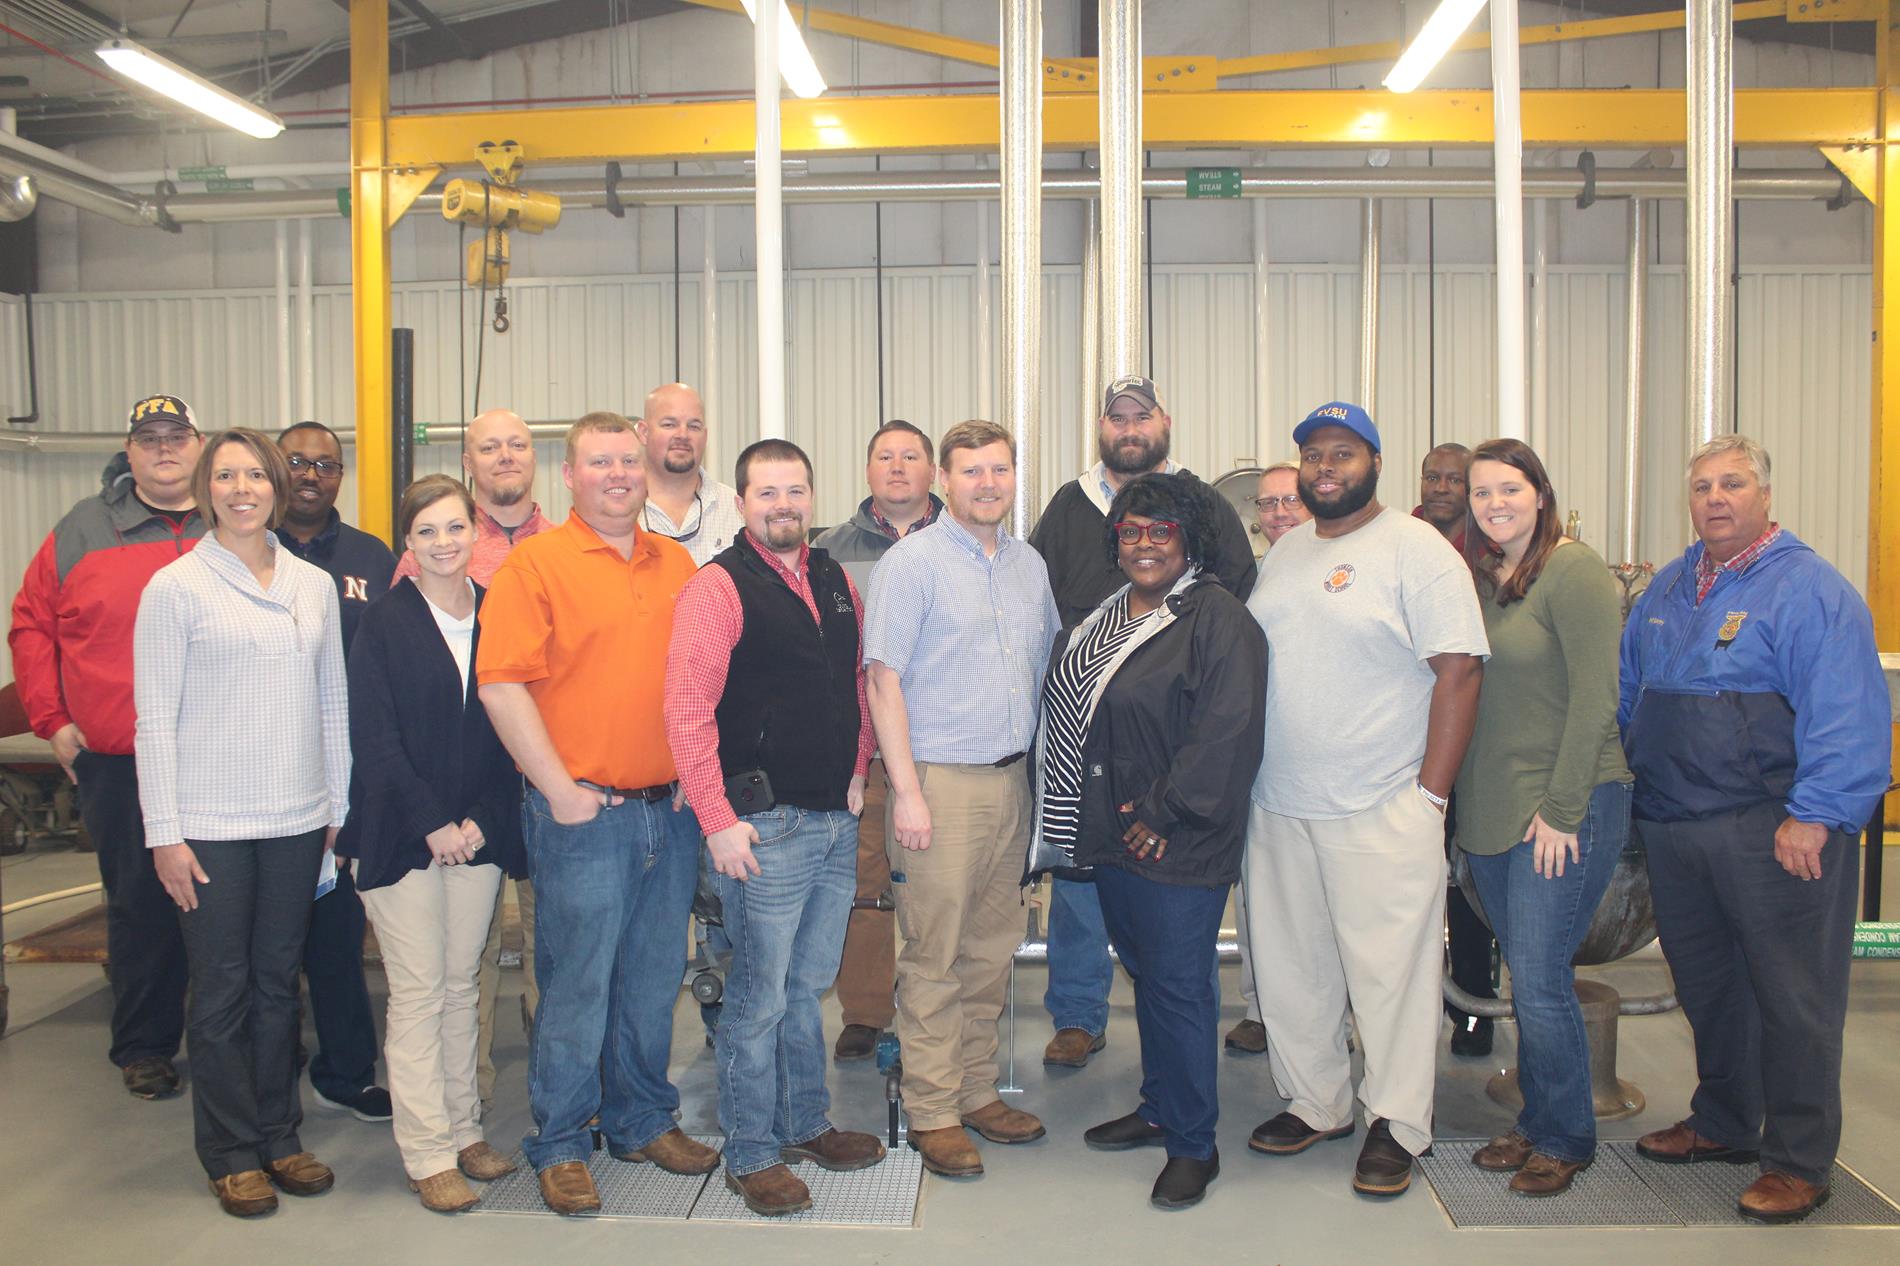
left=577, top=779, right=676, bottom=803
left=992, top=751, right=1028, bottom=768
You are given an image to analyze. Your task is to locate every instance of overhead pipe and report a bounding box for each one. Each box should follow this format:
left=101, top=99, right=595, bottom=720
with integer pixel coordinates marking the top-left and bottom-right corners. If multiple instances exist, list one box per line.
left=1359, top=199, right=1380, bottom=416
left=753, top=0, right=785, bottom=441
left=0, top=141, right=152, bottom=226
left=1623, top=198, right=1649, bottom=564
left=1001, top=0, right=1043, bottom=537
left=1493, top=0, right=1527, bottom=441
left=1098, top=0, right=1143, bottom=383
left=1686, top=0, right=1735, bottom=447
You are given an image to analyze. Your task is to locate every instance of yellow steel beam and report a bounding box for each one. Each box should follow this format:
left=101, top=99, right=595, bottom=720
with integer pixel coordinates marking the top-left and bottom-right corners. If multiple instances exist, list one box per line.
left=384, top=88, right=1878, bottom=166
left=351, top=0, right=393, bottom=542
left=1215, top=0, right=1791, bottom=80
left=1822, top=144, right=1879, bottom=204
left=386, top=163, right=443, bottom=229
left=677, top=0, right=1005, bottom=69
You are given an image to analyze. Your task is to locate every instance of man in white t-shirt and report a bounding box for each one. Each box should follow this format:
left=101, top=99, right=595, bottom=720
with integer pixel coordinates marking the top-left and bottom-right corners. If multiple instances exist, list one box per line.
left=1241, top=402, right=1488, bottom=1199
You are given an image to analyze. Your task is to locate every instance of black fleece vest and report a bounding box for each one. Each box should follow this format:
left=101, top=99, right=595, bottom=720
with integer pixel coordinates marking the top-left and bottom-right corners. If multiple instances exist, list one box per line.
left=707, top=541, right=861, bottom=812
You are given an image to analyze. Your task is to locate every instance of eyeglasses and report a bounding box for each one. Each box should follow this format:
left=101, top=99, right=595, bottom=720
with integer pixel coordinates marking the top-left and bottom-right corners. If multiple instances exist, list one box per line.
left=1114, top=520, right=1179, bottom=546
left=285, top=454, right=344, bottom=478
left=643, top=491, right=703, bottom=543
left=129, top=430, right=196, bottom=452
left=1254, top=494, right=1303, bottom=511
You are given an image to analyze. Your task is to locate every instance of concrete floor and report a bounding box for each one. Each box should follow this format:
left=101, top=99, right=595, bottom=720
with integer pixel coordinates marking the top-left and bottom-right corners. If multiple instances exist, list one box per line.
left=3, top=842, right=1898, bottom=1266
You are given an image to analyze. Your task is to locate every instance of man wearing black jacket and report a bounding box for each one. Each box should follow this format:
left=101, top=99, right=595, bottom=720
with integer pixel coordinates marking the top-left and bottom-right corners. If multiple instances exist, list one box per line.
left=1028, top=376, right=1257, bottom=1069
left=276, top=422, right=396, bottom=1124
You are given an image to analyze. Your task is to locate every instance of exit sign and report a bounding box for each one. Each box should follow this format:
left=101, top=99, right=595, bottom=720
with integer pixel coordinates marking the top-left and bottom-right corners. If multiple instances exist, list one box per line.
left=1185, top=167, right=1241, bottom=199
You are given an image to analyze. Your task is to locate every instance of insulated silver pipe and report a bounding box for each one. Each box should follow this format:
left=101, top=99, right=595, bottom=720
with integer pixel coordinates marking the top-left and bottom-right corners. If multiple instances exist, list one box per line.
left=1359, top=199, right=1381, bottom=415
left=1686, top=0, right=1735, bottom=448
left=1492, top=0, right=1527, bottom=442
left=1098, top=0, right=1143, bottom=383
left=1001, top=0, right=1043, bottom=538
left=754, top=3, right=785, bottom=441
left=1623, top=198, right=1649, bottom=564
left=1253, top=196, right=1274, bottom=465
left=0, top=141, right=151, bottom=226
left=1081, top=197, right=1102, bottom=460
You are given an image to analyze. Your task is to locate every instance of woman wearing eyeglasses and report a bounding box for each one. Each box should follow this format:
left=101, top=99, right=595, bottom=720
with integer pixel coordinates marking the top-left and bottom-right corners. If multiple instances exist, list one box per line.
left=133, top=428, right=350, bottom=1218
left=1454, top=438, right=1631, bottom=1197
left=1026, top=472, right=1267, bottom=1211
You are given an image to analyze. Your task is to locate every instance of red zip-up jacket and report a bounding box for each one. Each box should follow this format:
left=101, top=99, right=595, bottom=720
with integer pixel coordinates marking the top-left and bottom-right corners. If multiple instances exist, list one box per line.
left=8, top=479, right=206, bottom=755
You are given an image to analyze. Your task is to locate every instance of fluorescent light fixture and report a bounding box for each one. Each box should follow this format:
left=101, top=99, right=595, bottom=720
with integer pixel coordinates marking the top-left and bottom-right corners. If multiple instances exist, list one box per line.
left=739, top=0, right=828, bottom=99
left=96, top=39, right=285, bottom=139
left=1384, top=0, right=1489, bottom=94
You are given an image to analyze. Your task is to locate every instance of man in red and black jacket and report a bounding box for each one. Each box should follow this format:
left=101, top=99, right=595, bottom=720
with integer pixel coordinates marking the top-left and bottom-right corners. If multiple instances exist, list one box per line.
left=9, top=393, right=206, bottom=1100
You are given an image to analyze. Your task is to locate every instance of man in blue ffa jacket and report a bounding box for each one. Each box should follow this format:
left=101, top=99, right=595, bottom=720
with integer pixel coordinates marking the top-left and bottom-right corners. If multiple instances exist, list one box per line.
left=1619, top=434, right=1890, bottom=1226
left=276, top=422, right=398, bottom=1123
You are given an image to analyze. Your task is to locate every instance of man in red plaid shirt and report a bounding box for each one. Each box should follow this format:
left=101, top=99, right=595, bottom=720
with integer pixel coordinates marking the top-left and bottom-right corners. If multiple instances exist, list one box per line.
left=663, top=438, right=884, bottom=1217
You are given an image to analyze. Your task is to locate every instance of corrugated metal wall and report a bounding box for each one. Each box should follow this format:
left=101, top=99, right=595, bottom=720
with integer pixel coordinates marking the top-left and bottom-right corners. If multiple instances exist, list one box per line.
left=0, top=263, right=1873, bottom=682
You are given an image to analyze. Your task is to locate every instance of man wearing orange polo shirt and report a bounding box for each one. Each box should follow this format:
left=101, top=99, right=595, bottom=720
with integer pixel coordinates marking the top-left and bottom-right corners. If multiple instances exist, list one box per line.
left=477, top=411, right=716, bottom=1216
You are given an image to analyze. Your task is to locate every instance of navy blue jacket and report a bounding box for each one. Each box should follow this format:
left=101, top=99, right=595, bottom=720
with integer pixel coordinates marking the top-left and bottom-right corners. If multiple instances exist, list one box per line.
left=1618, top=529, right=1890, bottom=834
left=278, top=510, right=397, bottom=654
left=337, top=579, right=525, bottom=890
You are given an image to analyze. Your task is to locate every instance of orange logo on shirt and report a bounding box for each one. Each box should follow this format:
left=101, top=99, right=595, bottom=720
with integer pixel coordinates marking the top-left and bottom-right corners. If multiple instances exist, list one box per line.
left=1323, top=564, right=1356, bottom=593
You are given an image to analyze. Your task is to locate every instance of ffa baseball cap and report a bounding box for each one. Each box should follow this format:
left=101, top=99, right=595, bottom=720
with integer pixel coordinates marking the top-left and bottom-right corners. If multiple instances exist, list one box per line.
left=126, top=394, right=197, bottom=433
left=1293, top=401, right=1381, bottom=453
left=1102, top=375, right=1165, bottom=416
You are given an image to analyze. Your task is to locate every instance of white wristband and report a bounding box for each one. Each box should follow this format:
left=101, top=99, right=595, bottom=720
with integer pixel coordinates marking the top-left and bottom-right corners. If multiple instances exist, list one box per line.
left=1415, top=780, right=1448, bottom=810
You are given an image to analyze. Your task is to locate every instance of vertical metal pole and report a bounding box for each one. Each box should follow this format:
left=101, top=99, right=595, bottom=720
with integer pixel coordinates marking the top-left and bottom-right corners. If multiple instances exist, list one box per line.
left=275, top=221, right=292, bottom=429
left=1623, top=198, right=1648, bottom=565
left=350, top=0, right=393, bottom=540
left=1492, top=0, right=1527, bottom=441
left=1001, top=0, right=1043, bottom=536
left=1098, top=0, right=1142, bottom=383
left=754, top=3, right=785, bottom=441
left=975, top=190, right=994, bottom=421
left=1081, top=196, right=1101, bottom=459
left=702, top=204, right=718, bottom=428
left=1359, top=198, right=1381, bottom=415
left=1686, top=0, right=1735, bottom=448
left=1529, top=168, right=1550, bottom=454
left=391, top=327, right=414, bottom=523
left=1868, top=3, right=1898, bottom=842
left=1253, top=196, right=1273, bottom=463
left=296, top=217, right=315, bottom=422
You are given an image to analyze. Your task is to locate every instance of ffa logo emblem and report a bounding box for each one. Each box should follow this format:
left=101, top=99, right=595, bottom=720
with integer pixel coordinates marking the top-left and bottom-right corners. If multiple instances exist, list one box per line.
left=832, top=592, right=853, bottom=615
left=131, top=395, right=180, bottom=421
left=1323, top=564, right=1356, bottom=593
left=343, top=576, right=370, bottom=603
left=1717, top=611, right=1746, bottom=641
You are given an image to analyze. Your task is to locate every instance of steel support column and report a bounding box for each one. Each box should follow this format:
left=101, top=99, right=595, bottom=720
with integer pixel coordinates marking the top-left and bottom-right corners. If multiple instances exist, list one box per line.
left=1873, top=4, right=1900, bottom=806
left=1099, top=0, right=1142, bottom=383
left=1623, top=198, right=1649, bottom=565
left=350, top=0, right=394, bottom=541
left=1493, top=0, right=1528, bottom=441
left=1360, top=198, right=1380, bottom=415
left=1687, top=0, right=1736, bottom=449
left=755, top=2, right=784, bottom=440
left=1001, top=0, right=1043, bottom=536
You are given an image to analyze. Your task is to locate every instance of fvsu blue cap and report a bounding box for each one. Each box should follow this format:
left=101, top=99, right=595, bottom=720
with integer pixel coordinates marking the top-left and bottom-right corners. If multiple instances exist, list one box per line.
left=1292, top=401, right=1381, bottom=453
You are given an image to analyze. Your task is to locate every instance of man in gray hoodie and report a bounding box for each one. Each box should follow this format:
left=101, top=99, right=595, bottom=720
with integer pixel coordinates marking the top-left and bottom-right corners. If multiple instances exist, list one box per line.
left=814, top=420, right=942, bottom=1060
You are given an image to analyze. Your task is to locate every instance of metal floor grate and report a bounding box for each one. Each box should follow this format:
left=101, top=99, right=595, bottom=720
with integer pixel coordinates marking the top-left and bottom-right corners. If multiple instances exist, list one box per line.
left=1421, top=1139, right=1900, bottom=1229
left=466, top=1134, right=922, bottom=1227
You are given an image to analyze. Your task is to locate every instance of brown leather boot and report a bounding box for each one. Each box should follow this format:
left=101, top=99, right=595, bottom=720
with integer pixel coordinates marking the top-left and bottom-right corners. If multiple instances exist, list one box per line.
left=833, top=1024, right=880, bottom=1061
left=1042, top=1027, right=1106, bottom=1068
left=457, top=1140, right=518, bottom=1181
left=410, top=1169, right=480, bottom=1213
left=724, top=1163, right=813, bottom=1216
left=208, top=1171, right=278, bottom=1218
left=537, top=1161, right=601, bottom=1215
left=960, top=1100, right=1046, bottom=1143
left=1635, top=1120, right=1759, bottom=1165
left=1509, top=1152, right=1591, bottom=1196
left=611, top=1127, right=719, bottom=1175
left=1471, top=1131, right=1535, bottom=1172
left=781, top=1128, right=886, bottom=1171
left=1223, top=1019, right=1268, bottom=1055
left=264, top=1152, right=334, bottom=1196
left=909, top=1125, right=984, bottom=1177
left=1738, top=1172, right=1830, bottom=1224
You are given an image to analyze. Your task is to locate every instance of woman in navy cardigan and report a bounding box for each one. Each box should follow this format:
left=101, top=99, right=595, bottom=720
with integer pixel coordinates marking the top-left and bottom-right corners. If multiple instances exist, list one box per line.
left=339, top=475, right=524, bottom=1213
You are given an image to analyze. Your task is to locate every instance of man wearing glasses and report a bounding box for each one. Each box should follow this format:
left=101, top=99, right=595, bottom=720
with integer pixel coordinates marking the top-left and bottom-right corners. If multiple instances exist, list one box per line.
left=1253, top=463, right=1310, bottom=547
left=10, top=393, right=205, bottom=1100
left=1029, top=376, right=1256, bottom=1072
left=273, top=421, right=397, bottom=1126
left=637, top=382, right=745, bottom=567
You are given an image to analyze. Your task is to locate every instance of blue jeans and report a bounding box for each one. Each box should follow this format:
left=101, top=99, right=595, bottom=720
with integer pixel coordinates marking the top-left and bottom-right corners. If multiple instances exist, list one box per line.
left=520, top=788, right=699, bottom=1171
left=1463, top=780, right=1630, bottom=1164
left=711, top=806, right=858, bottom=1176
left=1044, top=874, right=1222, bottom=1036
left=1094, top=865, right=1229, bottom=1160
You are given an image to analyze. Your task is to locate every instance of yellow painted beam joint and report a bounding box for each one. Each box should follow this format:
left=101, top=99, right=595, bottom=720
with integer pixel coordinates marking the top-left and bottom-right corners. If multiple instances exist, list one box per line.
left=385, top=163, right=443, bottom=229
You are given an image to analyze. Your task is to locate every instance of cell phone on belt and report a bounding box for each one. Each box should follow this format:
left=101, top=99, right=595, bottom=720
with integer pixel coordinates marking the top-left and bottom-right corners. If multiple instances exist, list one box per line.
left=722, top=769, right=775, bottom=818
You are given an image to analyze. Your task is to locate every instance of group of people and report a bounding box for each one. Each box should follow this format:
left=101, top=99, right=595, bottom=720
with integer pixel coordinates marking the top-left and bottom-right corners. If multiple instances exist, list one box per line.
left=7, top=375, right=1888, bottom=1226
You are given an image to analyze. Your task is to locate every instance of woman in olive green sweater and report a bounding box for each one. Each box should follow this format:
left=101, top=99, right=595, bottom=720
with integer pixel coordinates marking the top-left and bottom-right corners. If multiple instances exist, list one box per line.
left=1454, top=438, right=1633, bottom=1198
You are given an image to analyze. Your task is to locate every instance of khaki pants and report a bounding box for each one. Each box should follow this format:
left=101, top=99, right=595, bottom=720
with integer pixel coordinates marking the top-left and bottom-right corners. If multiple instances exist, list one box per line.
left=1232, top=871, right=1263, bottom=1024
left=475, top=876, right=537, bottom=1109
left=887, top=760, right=1030, bottom=1132
left=360, top=861, right=502, bottom=1179
left=1244, top=784, right=1448, bottom=1157
left=834, top=760, right=897, bottom=1030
